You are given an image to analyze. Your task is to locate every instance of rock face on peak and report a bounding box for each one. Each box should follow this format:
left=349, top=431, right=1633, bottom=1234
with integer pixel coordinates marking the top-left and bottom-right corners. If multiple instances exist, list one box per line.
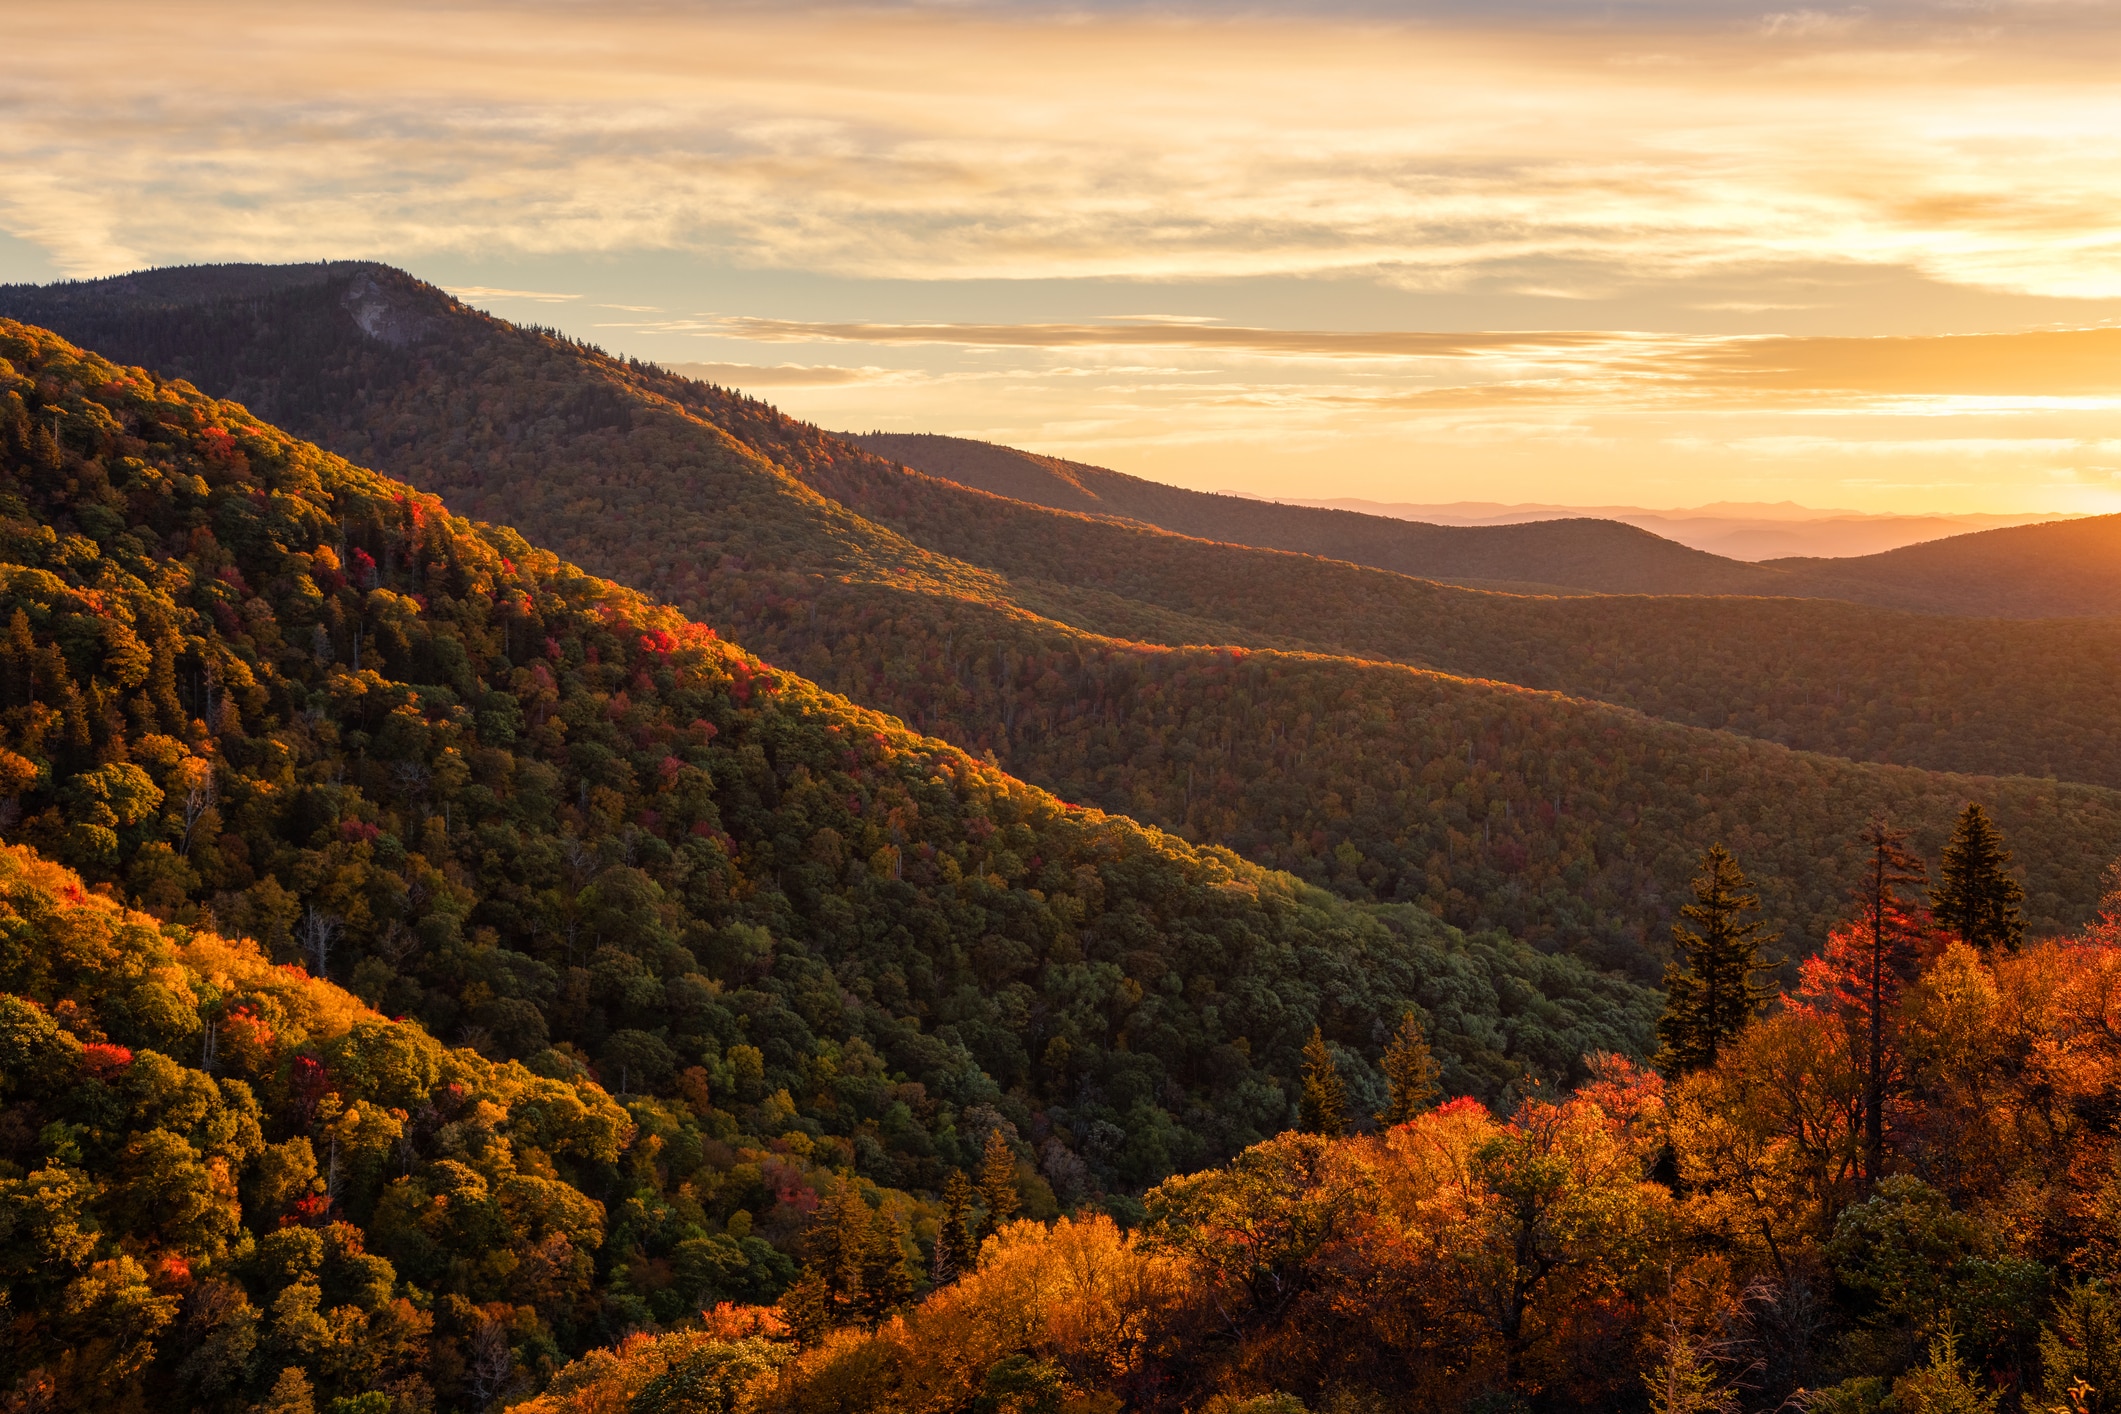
left=342, top=269, right=439, bottom=347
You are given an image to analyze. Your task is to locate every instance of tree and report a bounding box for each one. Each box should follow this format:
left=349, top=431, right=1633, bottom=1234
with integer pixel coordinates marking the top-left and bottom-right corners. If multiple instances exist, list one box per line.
left=258, top=1366, right=316, bottom=1414
left=298, top=906, right=342, bottom=981
left=979, top=1130, right=1021, bottom=1237
left=1931, top=803, right=2025, bottom=954
left=1299, top=1026, right=1348, bottom=1137
left=1378, top=1010, right=1441, bottom=1125
left=1893, top=1328, right=1999, bottom=1414
left=1853, top=820, right=1931, bottom=1185
left=1656, top=845, right=1779, bottom=1075
left=935, top=1168, right=977, bottom=1284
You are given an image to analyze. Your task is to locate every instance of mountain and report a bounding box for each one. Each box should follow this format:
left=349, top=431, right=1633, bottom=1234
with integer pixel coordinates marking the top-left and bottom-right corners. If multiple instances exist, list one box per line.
left=855, top=432, right=2121, bottom=616
left=1759, top=515, right=2121, bottom=617
left=1, top=313, right=1682, bottom=1408
left=2, top=313, right=1653, bottom=1175
left=5, top=265, right=2120, bottom=981
left=1256, top=494, right=2068, bottom=560
left=848, top=432, right=1774, bottom=596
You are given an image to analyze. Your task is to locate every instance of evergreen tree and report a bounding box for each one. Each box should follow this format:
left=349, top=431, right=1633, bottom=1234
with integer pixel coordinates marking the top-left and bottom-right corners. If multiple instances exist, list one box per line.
left=1378, top=1010, right=1442, bottom=1125
left=933, top=1168, right=978, bottom=1284
left=1299, top=1025, right=1349, bottom=1137
left=1655, top=845, right=1780, bottom=1075
left=979, top=1129, right=1021, bottom=1236
left=1931, top=802, right=2025, bottom=953
left=856, top=1207, right=914, bottom=1325
left=1854, top=820, right=1931, bottom=1185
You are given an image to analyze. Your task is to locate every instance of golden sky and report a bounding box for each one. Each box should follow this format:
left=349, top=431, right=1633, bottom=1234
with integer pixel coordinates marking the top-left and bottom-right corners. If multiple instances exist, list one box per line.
left=7, top=1, right=2121, bottom=513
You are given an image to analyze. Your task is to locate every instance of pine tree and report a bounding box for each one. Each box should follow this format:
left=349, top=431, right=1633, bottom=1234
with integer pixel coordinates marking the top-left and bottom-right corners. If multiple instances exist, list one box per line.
left=857, top=1208, right=914, bottom=1324
left=1655, top=845, right=1780, bottom=1075
left=1854, top=820, right=1930, bottom=1185
left=933, top=1168, right=977, bottom=1284
left=1299, top=1025, right=1348, bottom=1137
left=979, top=1128, right=1020, bottom=1236
left=778, top=1267, right=833, bottom=1348
left=1377, top=1010, right=1442, bottom=1125
left=1931, top=802, right=2025, bottom=953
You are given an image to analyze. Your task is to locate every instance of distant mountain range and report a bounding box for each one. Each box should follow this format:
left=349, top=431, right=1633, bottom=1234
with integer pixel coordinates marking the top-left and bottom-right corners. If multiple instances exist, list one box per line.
left=1241, top=495, right=2070, bottom=561
left=851, top=431, right=2121, bottom=616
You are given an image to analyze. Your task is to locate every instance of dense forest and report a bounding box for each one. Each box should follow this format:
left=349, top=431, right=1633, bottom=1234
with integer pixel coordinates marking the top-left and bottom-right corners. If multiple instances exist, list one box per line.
left=0, top=319, right=1661, bottom=1411
left=7, top=298, right=2121, bottom=1414
left=510, top=855, right=2121, bottom=1414
left=4, top=266, right=2118, bottom=981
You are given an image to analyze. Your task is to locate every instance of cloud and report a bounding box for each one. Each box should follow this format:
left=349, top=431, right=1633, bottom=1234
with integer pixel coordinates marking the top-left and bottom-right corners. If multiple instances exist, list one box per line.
left=690, top=317, right=2121, bottom=403
left=692, top=317, right=1621, bottom=359
left=661, top=360, right=888, bottom=387
left=9, top=1, right=2121, bottom=297
left=447, top=285, right=580, bottom=302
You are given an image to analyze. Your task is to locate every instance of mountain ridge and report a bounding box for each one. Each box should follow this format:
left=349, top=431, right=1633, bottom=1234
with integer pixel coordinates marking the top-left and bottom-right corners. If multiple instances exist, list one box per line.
left=853, top=430, right=2121, bottom=617
left=5, top=264, right=2118, bottom=976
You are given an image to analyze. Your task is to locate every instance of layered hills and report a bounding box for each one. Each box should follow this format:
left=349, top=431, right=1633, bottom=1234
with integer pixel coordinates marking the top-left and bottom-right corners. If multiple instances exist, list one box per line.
left=0, top=316, right=1645, bottom=1194
left=848, top=432, right=1766, bottom=596
left=4, top=265, right=2118, bottom=979
left=855, top=430, right=2121, bottom=617
left=1, top=316, right=1680, bottom=1409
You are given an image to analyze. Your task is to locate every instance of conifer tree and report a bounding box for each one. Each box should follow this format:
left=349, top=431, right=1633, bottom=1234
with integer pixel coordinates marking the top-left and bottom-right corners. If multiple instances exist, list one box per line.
left=1655, top=845, right=1779, bottom=1075
left=1931, top=802, right=2025, bottom=953
left=1299, top=1025, right=1349, bottom=1137
left=979, top=1129, right=1020, bottom=1235
left=856, top=1207, right=913, bottom=1324
left=1854, top=820, right=1930, bottom=1185
left=1378, top=1010, right=1442, bottom=1125
left=933, top=1168, right=977, bottom=1284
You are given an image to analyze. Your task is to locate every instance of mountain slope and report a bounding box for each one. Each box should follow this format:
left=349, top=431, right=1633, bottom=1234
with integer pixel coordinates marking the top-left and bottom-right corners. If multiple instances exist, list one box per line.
left=5, top=267, right=2120, bottom=974
left=0, top=315, right=1653, bottom=1195
left=1762, top=514, right=2121, bottom=617
left=850, top=431, right=1776, bottom=596
left=859, top=431, right=2121, bottom=618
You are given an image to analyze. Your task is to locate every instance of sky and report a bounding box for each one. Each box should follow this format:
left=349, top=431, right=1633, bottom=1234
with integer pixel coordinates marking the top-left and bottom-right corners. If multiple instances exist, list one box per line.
left=6, top=1, right=2121, bottom=514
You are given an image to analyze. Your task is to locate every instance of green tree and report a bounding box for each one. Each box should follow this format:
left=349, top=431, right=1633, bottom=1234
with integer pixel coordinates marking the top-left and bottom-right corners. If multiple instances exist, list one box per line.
left=1655, top=845, right=1778, bottom=1075
left=1298, top=1026, right=1347, bottom=1138
left=1377, top=1010, right=1441, bottom=1126
left=979, top=1130, right=1021, bottom=1236
left=1932, top=803, right=2026, bottom=953
left=2039, top=1283, right=2121, bottom=1414
left=1894, top=1328, right=1999, bottom=1414
left=934, top=1168, right=977, bottom=1284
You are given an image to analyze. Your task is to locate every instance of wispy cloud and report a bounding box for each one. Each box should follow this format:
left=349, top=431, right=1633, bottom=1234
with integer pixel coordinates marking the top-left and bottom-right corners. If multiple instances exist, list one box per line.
left=661, top=360, right=889, bottom=388
left=9, top=1, right=2121, bottom=297
left=687, top=317, right=1622, bottom=359
left=447, top=285, right=580, bottom=302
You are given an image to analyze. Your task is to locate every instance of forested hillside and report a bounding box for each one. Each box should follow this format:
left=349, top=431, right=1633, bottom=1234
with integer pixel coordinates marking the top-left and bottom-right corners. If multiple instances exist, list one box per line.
left=507, top=884, right=2121, bottom=1414
left=5, top=266, right=2120, bottom=976
left=0, top=314, right=1650, bottom=1181
left=1761, top=513, right=2121, bottom=617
